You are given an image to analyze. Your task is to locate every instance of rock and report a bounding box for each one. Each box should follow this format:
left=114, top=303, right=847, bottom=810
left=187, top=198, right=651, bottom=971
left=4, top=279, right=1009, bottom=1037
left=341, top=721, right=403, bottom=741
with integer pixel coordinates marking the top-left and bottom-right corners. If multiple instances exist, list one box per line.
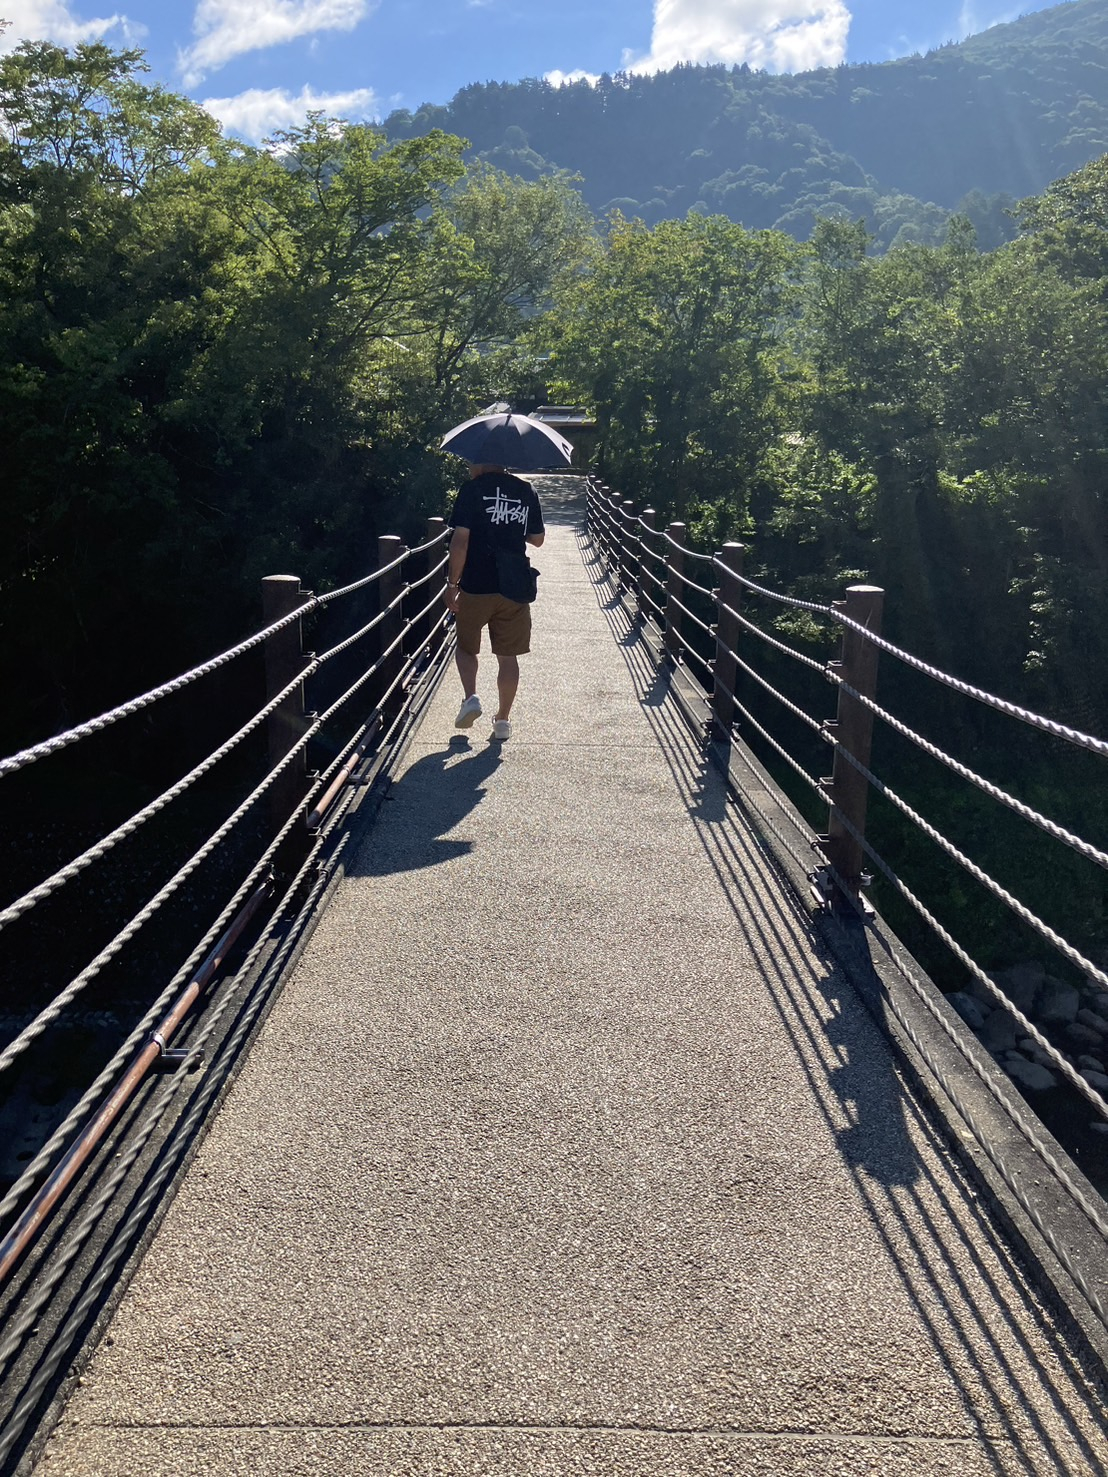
left=1090, top=1122, right=1108, bottom=1136
left=1078, top=1053, right=1107, bottom=1074
left=987, top=963, right=1044, bottom=1015
left=1065, top=1022, right=1103, bottom=1049
left=980, top=1009, right=1019, bottom=1052
left=1005, top=1057, right=1057, bottom=1092
left=1079, top=1068, right=1108, bottom=1094
left=1036, top=976, right=1081, bottom=1025
left=947, top=991, right=988, bottom=1032
left=1018, top=1037, right=1037, bottom=1052
left=1076, top=1007, right=1108, bottom=1034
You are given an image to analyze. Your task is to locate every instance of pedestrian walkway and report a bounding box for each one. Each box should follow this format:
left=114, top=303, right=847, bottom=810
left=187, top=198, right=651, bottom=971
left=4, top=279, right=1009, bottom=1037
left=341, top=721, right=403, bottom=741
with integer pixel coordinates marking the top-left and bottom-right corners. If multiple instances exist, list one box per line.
left=37, top=479, right=1108, bottom=1475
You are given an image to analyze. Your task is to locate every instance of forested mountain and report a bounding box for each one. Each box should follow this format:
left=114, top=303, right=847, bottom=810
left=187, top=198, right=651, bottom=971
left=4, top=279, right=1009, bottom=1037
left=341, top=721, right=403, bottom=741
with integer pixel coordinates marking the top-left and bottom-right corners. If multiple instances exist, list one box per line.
left=383, top=0, right=1108, bottom=250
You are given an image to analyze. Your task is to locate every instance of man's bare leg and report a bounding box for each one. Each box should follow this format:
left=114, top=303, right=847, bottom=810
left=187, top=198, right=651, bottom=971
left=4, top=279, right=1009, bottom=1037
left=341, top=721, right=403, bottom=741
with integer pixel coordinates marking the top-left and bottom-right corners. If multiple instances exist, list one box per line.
left=495, top=654, right=519, bottom=719
left=456, top=648, right=478, bottom=698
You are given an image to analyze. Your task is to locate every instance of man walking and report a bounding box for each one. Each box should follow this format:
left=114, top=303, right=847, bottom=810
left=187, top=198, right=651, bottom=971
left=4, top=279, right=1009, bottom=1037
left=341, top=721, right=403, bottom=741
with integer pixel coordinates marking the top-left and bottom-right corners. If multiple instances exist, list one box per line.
left=444, top=462, right=545, bottom=741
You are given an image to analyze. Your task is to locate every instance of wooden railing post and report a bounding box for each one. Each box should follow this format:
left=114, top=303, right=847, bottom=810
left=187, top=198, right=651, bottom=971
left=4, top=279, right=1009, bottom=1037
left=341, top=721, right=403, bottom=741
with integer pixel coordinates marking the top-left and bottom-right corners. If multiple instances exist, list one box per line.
left=409, top=516, right=446, bottom=665
left=638, top=508, right=656, bottom=622
left=663, top=522, right=686, bottom=666
left=711, top=542, right=746, bottom=743
left=599, top=484, right=617, bottom=574
left=588, top=478, right=607, bottom=561
left=820, top=584, right=884, bottom=908
left=619, top=499, right=635, bottom=597
left=377, top=535, right=407, bottom=729
left=262, top=574, right=313, bottom=838
left=586, top=476, right=600, bottom=541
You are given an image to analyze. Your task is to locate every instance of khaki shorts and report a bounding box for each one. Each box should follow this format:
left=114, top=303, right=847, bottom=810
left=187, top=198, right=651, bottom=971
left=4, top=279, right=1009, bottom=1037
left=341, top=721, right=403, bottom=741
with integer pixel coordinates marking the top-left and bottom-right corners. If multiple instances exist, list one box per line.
left=455, top=593, right=531, bottom=656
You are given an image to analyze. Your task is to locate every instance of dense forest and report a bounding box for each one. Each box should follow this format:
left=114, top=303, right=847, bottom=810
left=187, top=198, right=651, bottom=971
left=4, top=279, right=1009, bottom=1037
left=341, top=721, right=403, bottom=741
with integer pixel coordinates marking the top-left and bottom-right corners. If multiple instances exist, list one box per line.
left=2, top=22, right=1107, bottom=974
left=384, top=0, right=1108, bottom=250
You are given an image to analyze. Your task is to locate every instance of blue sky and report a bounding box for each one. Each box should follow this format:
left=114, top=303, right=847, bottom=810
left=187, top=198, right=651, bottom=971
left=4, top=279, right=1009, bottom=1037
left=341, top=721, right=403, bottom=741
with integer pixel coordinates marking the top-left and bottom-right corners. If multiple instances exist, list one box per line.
left=0, top=0, right=1070, bottom=141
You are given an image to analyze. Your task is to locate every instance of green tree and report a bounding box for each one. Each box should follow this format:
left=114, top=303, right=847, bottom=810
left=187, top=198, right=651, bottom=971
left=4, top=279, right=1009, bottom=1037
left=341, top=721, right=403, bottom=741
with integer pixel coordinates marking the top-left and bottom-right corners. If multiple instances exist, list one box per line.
left=545, top=211, right=802, bottom=535
left=412, top=164, right=594, bottom=396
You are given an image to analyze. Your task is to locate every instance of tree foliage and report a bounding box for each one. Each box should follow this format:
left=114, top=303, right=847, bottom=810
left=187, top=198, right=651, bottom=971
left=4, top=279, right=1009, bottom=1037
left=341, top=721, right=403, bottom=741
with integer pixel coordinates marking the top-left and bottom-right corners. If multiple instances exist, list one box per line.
left=0, top=42, right=589, bottom=747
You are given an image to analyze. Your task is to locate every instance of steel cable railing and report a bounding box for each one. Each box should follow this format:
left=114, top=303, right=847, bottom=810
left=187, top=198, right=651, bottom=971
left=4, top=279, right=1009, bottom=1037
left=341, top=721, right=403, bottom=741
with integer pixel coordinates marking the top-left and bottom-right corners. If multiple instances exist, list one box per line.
left=825, top=673, right=1108, bottom=874
left=585, top=474, right=1108, bottom=1336
left=708, top=619, right=1108, bottom=1118
left=0, top=797, right=355, bottom=1469
left=0, top=523, right=453, bottom=1321
left=712, top=610, right=1108, bottom=1132
left=828, top=608, right=1108, bottom=761
left=0, top=579, right=440, bottom=1077
left=0, top=601, right=316, bottom=780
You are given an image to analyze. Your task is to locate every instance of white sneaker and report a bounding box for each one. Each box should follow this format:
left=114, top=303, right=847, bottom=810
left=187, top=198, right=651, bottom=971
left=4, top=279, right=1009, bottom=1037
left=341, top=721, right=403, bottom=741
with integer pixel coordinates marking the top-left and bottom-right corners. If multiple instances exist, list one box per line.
left=491, top=718, right=512, bottom=741
left=455, top=695, right=482, bottom=728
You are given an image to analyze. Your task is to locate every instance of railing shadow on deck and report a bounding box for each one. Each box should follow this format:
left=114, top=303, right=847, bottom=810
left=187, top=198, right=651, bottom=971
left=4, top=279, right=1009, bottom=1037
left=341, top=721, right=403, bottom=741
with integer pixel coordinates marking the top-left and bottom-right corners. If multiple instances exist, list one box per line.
left=577, top=514, right=1108, bottom=1473
left=581, top=479, right=1108, bottom=1358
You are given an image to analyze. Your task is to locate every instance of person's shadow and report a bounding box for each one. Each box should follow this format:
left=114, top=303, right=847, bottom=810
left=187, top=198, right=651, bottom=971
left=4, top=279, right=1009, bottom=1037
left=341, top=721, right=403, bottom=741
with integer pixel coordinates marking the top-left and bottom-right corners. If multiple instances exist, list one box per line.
left=351, top=736, right=503, bottom=877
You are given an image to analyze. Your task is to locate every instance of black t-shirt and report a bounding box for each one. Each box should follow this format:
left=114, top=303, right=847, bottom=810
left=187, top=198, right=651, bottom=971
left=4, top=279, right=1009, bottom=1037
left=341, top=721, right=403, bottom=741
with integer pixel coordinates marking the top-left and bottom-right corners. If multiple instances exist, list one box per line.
left=448, top=472, right=545, bottom=596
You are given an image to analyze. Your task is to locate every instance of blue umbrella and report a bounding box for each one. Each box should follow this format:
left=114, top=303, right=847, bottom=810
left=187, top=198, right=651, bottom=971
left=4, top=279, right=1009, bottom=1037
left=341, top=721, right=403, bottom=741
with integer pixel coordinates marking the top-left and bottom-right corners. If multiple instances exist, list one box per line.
left=440, top=412, right=574, bottom=470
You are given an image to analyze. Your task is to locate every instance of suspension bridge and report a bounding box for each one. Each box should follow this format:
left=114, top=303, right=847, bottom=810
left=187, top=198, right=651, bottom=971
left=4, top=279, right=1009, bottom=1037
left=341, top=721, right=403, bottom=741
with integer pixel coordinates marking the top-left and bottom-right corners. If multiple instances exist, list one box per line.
left=1, top=476, right=1107, bottom=1474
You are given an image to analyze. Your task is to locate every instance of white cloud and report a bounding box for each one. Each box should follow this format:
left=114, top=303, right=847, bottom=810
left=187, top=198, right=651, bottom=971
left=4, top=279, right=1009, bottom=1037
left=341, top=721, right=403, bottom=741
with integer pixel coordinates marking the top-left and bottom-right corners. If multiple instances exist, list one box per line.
left=201, top=82, right=378, bottom=140
left=545, top=68, right=601, bottom=87
left=0, top=0, right=143, bottom=51
left=179, top=0, right=371, bottom=87
left=626, top=0, right=850, bottom=75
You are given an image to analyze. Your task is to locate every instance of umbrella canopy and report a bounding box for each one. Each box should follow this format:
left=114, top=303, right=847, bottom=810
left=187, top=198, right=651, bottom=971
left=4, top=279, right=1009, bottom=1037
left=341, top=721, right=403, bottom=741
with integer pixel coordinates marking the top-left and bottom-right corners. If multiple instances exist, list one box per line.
left=440, top=412, right=574, bottom=471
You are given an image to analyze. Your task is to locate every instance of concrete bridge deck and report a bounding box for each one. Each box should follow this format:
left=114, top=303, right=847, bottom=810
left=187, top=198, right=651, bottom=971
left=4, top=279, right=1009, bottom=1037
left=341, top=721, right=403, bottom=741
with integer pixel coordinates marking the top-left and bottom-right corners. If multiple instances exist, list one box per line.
left=36, top=480, right=1108, bottom=1475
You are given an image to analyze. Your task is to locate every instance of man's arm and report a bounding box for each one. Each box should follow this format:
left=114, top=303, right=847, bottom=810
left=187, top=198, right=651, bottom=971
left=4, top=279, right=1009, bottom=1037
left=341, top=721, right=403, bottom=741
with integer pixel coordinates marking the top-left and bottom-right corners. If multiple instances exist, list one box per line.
left=526, top=487, right=545, bottom=547
left=444, top=525, right=469, bottom=609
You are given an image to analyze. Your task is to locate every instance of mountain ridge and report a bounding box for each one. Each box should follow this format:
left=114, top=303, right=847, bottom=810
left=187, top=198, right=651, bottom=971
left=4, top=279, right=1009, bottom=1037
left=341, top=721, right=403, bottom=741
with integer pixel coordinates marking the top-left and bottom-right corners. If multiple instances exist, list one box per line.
left=382, top=0, right=1108, bottom=250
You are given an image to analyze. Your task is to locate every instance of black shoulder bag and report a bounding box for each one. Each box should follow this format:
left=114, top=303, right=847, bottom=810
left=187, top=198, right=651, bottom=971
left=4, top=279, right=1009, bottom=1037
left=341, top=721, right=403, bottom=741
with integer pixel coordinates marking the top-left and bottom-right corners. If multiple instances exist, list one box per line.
left=494, top=548, right=539, bottom=604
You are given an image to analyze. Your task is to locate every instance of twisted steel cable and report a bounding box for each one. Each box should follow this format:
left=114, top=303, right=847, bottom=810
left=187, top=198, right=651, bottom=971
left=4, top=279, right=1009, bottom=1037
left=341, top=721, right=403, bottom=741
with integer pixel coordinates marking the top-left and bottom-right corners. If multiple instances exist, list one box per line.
left=666, top=591, right=716, bottom=641
left=662, top=531, right=715, bottom=563
left=0, top=602, right=316, bottom=780
left=828, top=607, right=1108, bottom=760
left=716, top=636, right=827, bottom=736
left=667, top=627, right=715, bottom=685
left=828, top=737, right=1108, bottom=994
left=593, top=499, right=1108, bottom=1318
left=667, top=565, right=717, bottom=600
left=314, top=545, right=409, bottom=607
left=0, top=700, right=364, bottom=1225
left=0, top=664, right=313, bottom=931
left=729, top=688, right=826, bottom=799
left=0, top=539, right=438, bottom=782
left=315, top=585, right=406, bottom=666
left=406, top=550, right=450, bottom=594
left=722, top=563, right=835, bottom=616
left=828, top=673, right=1108, bottom=874
left=0, top=820, right=343, bottom=1431
left=824, top=790, right=1108, bottom=1121
left=719, top=601, right=829, bottom=677
left=0, top=713, right=323, bottom=1080
left=716, top=726, right=1108, bottom=1310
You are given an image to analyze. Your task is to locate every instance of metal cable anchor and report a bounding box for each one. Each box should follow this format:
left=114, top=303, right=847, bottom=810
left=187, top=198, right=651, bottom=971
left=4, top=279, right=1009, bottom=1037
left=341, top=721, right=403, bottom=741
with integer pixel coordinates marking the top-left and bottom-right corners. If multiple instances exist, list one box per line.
left=151, top=1031, right=202, bottom=1071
